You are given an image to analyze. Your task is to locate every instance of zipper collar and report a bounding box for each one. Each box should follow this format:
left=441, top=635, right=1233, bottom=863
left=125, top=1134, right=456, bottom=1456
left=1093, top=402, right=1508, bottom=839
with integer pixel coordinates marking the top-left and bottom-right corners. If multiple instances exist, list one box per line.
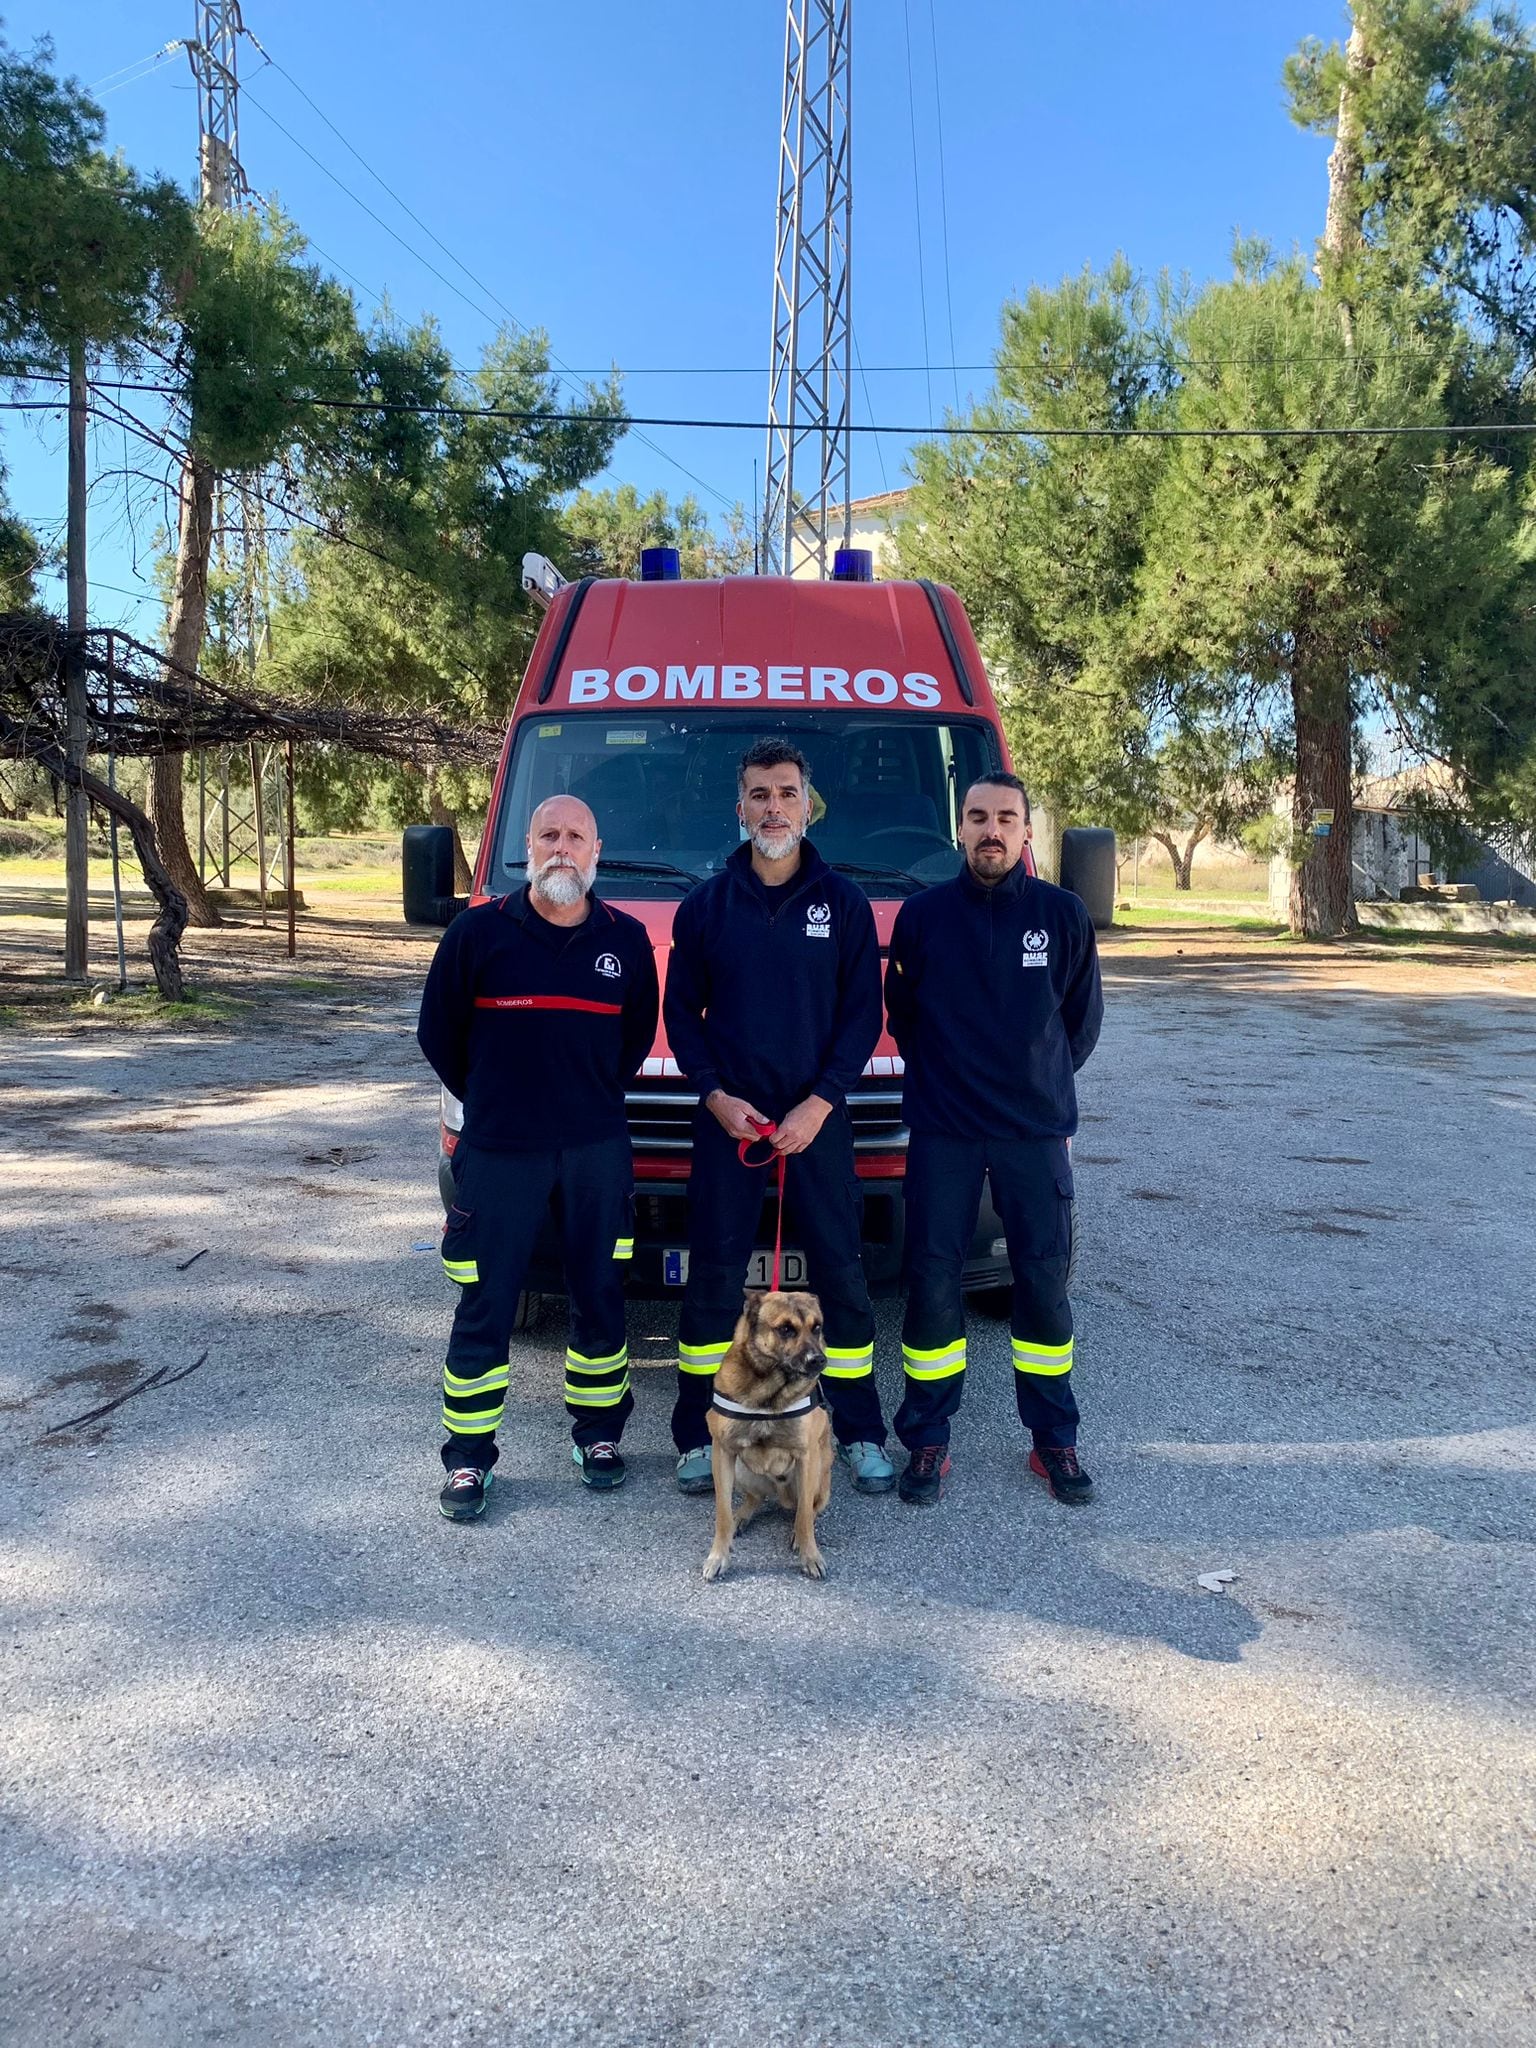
left=957, top=857, right=1033, bottom=907
left=726, top=838, right=831, bottom=919
left=500, top=883, right=613, bottom=947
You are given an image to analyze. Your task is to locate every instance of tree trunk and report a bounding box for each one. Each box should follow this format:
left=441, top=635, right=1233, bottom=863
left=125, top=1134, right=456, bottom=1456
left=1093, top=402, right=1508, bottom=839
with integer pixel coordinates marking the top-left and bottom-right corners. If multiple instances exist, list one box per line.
left=1151, top=826, right=1208, bottom=891
left=427, top=770, right=475, bottom=894
left=1289, top=640, right=1357, bottom=938
left=150, top=452, right=221, bottom=927
left=2, top=718, right=188, bottom=999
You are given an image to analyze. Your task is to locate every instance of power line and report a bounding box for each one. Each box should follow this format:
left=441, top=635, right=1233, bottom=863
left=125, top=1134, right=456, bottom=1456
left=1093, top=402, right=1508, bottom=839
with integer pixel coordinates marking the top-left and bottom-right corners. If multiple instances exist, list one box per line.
left=242, top=47, right=737, bottom=512
left=901, top=0, right=935, bottom=428
left=30, top=383, right=1536, bottom=441
left=925, top=0, right=960, bottom=412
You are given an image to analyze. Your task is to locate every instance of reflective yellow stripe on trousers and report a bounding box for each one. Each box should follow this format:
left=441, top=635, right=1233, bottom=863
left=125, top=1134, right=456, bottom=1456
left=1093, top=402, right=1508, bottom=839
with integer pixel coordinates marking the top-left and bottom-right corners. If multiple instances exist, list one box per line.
left=1011, top=1335, right=1074, bottom=1377
left=678, top=1340, right=729, bottom=1376
left=901, top=1339, right=967, bottom=1381
left=822, top=1343, right=874, bottom=1380
left=564, top=1344, right=631, bottom=1408
left=440, top=1360, right=510, bottom=1436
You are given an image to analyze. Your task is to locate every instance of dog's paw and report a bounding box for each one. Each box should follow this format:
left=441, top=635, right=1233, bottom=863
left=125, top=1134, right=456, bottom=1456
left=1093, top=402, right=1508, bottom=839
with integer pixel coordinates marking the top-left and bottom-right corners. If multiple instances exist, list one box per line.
left=798, top=1548, right=827, bottom=1580
left=702, top=1549, right=731, bottom=1582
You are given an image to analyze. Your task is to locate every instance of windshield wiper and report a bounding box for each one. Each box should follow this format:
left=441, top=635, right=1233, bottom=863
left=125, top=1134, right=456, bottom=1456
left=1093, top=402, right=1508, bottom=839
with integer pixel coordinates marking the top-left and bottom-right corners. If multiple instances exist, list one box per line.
left=596, top=857, right=699, bottom=893
left=829, top=859, right=925, bottom=896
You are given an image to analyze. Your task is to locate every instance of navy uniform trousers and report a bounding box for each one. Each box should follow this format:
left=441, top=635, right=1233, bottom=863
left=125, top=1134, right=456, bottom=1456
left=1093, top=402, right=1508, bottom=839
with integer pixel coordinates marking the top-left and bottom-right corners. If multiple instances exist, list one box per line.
left=673, top=1107, right=886, bottom=1452
left=896, top=1131, right=1079, bottom=1452
left=439, top=1133, right=634, bottom=1469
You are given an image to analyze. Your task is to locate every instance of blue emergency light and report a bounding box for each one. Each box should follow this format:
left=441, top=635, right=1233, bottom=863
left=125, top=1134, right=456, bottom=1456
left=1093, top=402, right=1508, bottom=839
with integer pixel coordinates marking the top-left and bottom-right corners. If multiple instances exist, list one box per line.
left=832, top=547, right=873, bottom=582
left=640, top=547, right=682, bottom=581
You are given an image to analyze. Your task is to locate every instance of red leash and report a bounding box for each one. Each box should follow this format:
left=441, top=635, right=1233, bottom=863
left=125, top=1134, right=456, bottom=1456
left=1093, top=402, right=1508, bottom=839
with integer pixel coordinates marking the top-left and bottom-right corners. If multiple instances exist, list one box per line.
left=736, top=1117, right=786, bottom=1291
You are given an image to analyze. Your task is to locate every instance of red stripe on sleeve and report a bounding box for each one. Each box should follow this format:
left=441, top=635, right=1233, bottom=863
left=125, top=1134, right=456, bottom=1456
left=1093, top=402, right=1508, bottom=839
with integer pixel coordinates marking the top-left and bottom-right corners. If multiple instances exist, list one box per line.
left=473, top=995, right=623, bottom=1016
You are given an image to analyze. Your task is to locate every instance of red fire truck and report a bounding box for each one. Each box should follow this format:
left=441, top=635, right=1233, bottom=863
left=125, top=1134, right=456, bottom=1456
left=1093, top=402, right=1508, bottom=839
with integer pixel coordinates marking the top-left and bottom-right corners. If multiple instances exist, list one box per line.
left=404, top=547, right=1037, bottom=1321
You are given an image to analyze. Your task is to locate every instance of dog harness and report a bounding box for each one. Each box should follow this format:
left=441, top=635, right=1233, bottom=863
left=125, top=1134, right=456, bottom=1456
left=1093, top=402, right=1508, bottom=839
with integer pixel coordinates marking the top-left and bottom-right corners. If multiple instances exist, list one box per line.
left=710, top=1387, right=824, bottom=1421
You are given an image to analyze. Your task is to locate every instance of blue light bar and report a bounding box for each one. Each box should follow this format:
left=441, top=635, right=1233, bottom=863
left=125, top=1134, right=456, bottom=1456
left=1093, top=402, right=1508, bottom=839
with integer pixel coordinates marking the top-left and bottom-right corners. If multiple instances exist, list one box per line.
left=832, top=547, right=873, bottom=583
left=640, top=547, right=682, bottom=582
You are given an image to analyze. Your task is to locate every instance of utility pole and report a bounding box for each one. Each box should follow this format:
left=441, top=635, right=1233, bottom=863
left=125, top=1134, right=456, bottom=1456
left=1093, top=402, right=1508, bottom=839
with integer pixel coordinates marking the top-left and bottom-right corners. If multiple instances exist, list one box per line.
left=762, top=0, right=853, bottom=579
left=63, top=342, right=90, bottom=983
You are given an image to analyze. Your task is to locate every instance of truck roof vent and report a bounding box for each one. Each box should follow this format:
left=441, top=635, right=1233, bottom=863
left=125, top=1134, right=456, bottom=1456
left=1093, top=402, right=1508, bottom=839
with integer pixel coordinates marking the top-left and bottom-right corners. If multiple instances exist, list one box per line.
left=640, top=546, right=682, bottom=581
left=832, top=547, right=873, bottom=583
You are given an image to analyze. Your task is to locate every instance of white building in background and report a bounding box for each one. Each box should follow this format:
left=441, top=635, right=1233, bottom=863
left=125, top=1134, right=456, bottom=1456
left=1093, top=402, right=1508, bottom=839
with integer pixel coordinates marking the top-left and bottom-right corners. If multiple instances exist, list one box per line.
left=787, top=490, right=910, bottom=579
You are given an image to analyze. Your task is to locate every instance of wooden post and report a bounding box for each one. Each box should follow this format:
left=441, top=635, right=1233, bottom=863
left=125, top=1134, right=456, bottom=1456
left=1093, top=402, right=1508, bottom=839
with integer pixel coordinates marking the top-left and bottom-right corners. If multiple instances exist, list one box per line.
left=105, top=632, right=128, bottom=991
left=285, top=739, right=297, bottom=959
left=250, top=740, right=268, bottom=928
left=64, top=342, right=90, bottom=984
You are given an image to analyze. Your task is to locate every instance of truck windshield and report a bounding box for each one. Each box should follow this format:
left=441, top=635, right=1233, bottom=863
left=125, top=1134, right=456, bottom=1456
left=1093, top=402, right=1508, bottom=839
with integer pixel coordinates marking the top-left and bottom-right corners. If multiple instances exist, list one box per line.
left=490, top=712, right=1003, bottom=898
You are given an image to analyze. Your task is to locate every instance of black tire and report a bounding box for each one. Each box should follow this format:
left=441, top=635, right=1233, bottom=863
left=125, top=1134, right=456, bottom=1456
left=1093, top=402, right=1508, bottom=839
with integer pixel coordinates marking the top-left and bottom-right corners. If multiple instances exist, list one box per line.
left=510, top=1290, right=538, bottom=1335
left=968, top=1199, right=1078, bottom=1316
left=970, top=1285, right=1013, bottom=1320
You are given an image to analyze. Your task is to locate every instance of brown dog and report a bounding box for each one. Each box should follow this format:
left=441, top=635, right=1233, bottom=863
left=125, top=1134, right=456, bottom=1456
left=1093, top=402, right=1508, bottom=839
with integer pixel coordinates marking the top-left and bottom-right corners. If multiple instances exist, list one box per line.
left=702, top=1289, right=834, bottom=1582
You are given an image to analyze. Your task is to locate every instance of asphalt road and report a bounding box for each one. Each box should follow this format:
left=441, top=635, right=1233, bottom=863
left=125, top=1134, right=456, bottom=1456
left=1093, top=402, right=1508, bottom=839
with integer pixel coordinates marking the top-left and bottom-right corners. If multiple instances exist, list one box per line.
left=2, top=964, right=1533, bottom=2047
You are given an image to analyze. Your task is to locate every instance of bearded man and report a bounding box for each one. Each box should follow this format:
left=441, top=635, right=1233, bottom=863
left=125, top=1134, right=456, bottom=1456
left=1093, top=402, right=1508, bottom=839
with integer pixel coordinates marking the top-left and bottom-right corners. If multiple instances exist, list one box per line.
left=662, top=740, right=894, bottom=1497
left=417, top=795, right=659, bottom=1519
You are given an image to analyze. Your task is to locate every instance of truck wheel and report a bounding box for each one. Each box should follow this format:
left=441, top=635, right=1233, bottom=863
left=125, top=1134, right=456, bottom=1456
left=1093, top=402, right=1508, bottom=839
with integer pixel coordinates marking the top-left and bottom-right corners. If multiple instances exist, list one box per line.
left=510, top=1290, right=538, bottom=1334
left=970, top=1286, right=1012, bottom=1320
left=969, top=1200, right=1078, bottom=1316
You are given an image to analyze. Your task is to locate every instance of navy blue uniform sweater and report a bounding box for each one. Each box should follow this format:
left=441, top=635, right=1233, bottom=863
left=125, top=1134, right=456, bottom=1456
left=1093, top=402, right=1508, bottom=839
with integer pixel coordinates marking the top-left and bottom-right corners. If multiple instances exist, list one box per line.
left=664, top=841, right=882, bottom=1120
left=885, top=860, right=1103, bottom=1141
left=417, top=888, right=659, bottom=1151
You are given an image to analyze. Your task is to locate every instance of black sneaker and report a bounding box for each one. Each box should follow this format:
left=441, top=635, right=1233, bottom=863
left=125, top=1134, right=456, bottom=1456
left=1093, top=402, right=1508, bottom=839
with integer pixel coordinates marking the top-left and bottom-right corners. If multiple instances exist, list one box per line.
left=573, top=1441, right=627, bottom=1491
left=1029, top=1445, right=1094, bottom=1505
left=898, top=1443, right=951, bottom=1506
left=439, top=1465, right=492, bottom=1521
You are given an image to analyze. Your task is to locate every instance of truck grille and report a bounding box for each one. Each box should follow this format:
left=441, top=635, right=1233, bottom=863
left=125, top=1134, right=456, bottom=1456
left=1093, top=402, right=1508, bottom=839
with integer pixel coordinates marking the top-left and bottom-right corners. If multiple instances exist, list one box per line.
left=626, top=1073, right=906, bottom=1151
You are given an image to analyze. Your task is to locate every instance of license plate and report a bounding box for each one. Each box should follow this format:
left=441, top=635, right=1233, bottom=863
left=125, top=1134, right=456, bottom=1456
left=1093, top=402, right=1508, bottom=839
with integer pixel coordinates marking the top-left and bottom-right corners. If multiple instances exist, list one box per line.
left=663, top=1248, right=807, bottom=1288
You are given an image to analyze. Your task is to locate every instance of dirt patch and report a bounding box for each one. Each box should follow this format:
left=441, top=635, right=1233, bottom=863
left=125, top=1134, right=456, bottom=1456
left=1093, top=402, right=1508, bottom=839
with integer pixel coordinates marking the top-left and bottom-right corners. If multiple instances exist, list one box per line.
left=54, top=1302, right=126, bottom=1345
left=300, top=1145, right=378, bottom=1167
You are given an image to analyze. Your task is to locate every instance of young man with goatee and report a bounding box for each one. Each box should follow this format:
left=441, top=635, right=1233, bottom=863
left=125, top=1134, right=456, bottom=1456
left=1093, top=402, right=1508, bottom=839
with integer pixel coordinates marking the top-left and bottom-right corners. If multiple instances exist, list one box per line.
left=663, top=740, right=895, bottom=1497
left=884, top=772, right=1103, bottom=1506
left=417, top=794, right=658, bottom=1519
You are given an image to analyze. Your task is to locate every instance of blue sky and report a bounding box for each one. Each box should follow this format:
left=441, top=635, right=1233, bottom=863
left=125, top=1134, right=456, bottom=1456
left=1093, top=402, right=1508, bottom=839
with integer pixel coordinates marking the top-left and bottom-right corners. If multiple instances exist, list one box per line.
left=4, top=0, right=1348, bottom=630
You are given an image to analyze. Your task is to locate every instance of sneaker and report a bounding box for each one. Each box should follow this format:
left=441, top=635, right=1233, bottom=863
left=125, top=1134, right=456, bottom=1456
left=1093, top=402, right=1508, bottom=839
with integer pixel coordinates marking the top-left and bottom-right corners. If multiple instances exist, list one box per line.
left=675, top=1446, right=715, bottom=1495
left=836, top=1440, right=896, bottom=1494
left=439, top=1465, right=492, bottom=1521
left=573, top=1441, right=627, bottom=1491
left=898, top=1443, right=951, bottom=1506
left=1029, top=1445, right=1094, bottom=1505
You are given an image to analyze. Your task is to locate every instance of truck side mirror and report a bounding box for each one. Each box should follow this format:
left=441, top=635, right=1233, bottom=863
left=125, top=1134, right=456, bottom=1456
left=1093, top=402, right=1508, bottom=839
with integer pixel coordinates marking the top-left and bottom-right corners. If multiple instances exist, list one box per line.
left=1060, top=826, right=1117, bottom=930
left=402, top=825, right=468, bottom=927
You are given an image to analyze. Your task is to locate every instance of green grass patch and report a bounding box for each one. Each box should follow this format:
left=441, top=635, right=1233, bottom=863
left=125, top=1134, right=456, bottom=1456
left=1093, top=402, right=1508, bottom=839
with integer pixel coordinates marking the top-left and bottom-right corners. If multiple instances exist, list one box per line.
left=1109, top=903, right=1288, bottom=937
left=71, top=988, right=250, bottom=1028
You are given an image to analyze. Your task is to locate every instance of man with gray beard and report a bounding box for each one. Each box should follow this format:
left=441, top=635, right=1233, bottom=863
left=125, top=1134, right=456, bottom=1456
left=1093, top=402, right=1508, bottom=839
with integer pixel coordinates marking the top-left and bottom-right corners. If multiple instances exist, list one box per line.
left=417, top=795, right=659, bottom=1519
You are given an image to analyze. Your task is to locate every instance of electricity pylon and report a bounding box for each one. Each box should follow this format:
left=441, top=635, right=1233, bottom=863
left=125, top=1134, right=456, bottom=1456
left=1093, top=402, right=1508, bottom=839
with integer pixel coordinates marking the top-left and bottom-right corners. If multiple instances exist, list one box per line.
left=762, top=0, right=853, bottom=578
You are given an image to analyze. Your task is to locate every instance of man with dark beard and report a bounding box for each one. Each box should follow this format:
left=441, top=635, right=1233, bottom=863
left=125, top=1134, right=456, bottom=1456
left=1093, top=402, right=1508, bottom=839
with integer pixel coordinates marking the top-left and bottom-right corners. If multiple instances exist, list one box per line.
left=417, top=794, right=659, bottom=1519
left=663, top=740, right=894, bottom=1497
left=884, top=772, right=1103, bottom=1507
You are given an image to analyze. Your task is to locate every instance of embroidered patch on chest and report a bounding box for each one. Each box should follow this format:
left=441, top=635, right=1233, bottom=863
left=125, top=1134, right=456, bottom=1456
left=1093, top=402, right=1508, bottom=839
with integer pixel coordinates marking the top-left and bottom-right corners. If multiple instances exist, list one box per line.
left=805, top=901, right=832, bottom=939
left=595, top=952, right=622, bottom=979
left=1021, top=928, right=1050, bottom=969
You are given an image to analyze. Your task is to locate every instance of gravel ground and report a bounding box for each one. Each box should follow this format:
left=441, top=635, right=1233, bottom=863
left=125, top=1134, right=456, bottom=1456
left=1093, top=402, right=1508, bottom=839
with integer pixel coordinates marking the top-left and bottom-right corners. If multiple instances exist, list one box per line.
left=2, top=959, right=1533, bottom=2047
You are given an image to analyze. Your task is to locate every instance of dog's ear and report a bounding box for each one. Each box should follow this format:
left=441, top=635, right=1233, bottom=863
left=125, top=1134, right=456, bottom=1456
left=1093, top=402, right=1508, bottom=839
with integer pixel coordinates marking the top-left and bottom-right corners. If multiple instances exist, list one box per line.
left=741, top=1289, right=762, bottom=1338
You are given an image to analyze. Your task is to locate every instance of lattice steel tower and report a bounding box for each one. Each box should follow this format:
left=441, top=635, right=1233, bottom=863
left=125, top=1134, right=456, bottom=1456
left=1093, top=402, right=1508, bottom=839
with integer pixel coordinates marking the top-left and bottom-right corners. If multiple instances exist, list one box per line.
left=188, top=2, right=249, bottom=209
left=763, top=0, right=853, bottom=578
